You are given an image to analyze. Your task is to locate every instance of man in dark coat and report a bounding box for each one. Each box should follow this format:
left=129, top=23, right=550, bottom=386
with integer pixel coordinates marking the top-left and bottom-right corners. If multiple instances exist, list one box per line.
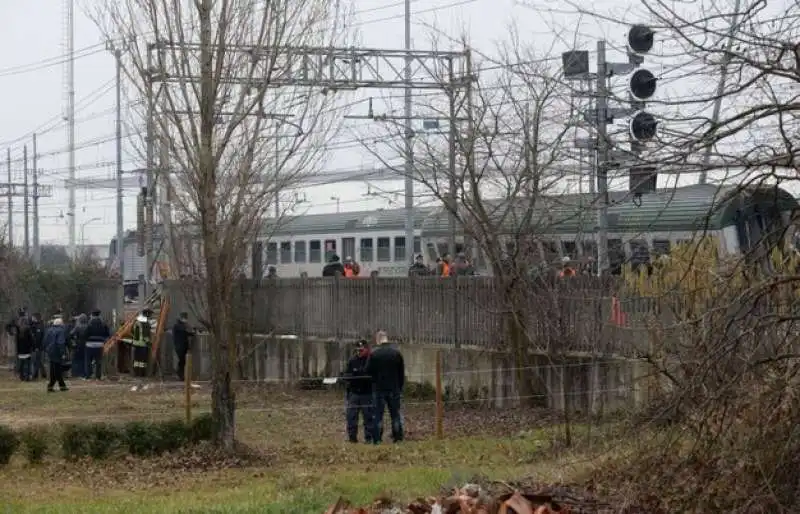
left=342, top=339, right=373, bottom=443
left=408, top=254, right=430, bottom=276
left=15, top=315, right=34, bottom=381
left=172, top=312, right=195, bottom=381
left=365, top=330, right=405, bottom=444
left=84, top=309, right=111, bottom=380
left=322, top=254, right=345, bottom=277
left=44, top=317, right=69, bottom=392
left=29, top=313, right=46, bottom=380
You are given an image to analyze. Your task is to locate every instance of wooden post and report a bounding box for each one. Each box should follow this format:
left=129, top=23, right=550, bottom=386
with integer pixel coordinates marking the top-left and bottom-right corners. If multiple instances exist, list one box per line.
left=435, top=349, right=443, bottom=439
left=185, top=352, right=192, bottom=424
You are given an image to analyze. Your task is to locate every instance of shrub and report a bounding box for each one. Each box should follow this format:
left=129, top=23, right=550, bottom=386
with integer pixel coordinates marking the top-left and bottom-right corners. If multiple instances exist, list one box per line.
left=404, top=381, right=436, bottom=401
left=188, top=414, right=215, bottom=444
left=61, top=424, right=90, bottom=460
left=20, top=428, right=49, bottom=464
left=86, top=423, right=121, bottom=460
left=0, top=425, right=20, bottom=466
left=157, top=419, right=189, bottom=453
left=124, top=421, right=160, bottom=457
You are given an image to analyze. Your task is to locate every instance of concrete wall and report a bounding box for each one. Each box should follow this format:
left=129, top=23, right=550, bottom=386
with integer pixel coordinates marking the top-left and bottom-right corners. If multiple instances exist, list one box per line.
left=152, top=333, right=650, bottom=413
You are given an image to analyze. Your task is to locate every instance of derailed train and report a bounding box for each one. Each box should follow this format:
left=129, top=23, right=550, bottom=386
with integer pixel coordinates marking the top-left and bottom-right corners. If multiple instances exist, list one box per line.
left=111, top=183, right=800, bottom=280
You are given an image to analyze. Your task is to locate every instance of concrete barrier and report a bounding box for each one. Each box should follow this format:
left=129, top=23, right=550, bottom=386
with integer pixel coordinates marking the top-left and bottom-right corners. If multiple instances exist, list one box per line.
left=154, top=333, right=650, bottom=413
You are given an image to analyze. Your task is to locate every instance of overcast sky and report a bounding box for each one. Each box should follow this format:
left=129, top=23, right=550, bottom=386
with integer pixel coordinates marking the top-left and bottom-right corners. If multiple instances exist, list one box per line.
left=0, top=0, right=789, bottom=248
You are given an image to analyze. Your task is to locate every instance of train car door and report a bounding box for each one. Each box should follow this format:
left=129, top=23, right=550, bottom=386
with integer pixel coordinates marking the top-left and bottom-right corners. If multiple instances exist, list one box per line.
left=342, top=237, right=355, bottom=261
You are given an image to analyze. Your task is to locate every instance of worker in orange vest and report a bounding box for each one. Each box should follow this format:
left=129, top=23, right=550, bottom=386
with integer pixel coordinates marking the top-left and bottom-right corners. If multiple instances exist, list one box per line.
left=559, top=257, right=576, bottom=278
left=343, top=257, right=360, bottom=277
left=437, top=254, right=452, bottom=277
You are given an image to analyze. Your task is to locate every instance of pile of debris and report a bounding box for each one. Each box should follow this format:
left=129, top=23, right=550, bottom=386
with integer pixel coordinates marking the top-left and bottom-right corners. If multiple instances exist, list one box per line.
left=325, top=482, right=619, bottom=513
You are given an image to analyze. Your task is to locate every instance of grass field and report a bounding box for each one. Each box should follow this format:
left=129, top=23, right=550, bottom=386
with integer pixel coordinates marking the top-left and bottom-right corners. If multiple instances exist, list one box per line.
left=0, top=374, right=619, bottom=513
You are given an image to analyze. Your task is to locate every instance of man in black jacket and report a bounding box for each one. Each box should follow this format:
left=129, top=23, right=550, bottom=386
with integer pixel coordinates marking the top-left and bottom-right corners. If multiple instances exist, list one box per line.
left=322, top=254, right=345, bottom=277
left=172, top=312, right=195, bottom=381
left=14, top=314, right=34, bottom=381
left=343, top=340, right=373, bottom=443
left=84, top=310, right=111, bottom=380
left=365, top=330, right=405, bottom=444
left=30, top=313, right=46, bottom=380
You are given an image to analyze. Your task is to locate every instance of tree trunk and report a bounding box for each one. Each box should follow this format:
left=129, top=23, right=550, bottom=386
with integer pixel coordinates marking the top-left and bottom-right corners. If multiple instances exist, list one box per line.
left=197, top=0, right=236, bottom=453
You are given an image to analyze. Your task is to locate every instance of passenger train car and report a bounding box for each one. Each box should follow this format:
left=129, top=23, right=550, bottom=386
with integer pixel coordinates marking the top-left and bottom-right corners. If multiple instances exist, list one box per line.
left=110, top=184, right=800, bottom=280
left=256, top=184, right=799, bottom=277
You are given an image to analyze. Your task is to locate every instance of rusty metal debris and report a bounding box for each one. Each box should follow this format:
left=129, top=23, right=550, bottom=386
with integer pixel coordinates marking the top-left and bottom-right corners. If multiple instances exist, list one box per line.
left=324, top=484, right=577, bottom=514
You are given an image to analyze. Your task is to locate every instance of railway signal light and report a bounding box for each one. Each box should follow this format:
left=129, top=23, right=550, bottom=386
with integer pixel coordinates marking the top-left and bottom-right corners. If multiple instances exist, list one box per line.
left=630, top=111, right=658, bottom=142
left=629, top=69, right=657, bottom=100
left=627, top=25, right=655, bottom=56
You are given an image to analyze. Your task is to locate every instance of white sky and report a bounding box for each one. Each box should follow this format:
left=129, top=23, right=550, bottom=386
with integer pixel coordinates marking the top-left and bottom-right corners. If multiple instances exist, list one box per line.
left=0, top=0, right=793, bottom=247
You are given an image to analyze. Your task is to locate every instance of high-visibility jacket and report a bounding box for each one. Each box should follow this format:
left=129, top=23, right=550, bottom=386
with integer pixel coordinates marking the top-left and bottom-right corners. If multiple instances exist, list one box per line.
left=559, top=267, right=576, bottom=277
left=441, top=262, right=450, bottom=277
left=132, top=320, right=152, bottom=348
left=344, top=266, right=354, bottom=277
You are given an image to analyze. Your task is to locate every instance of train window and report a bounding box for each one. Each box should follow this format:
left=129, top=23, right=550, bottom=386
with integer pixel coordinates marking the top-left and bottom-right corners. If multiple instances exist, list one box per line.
left=437, top=242, right=449, bottom=258
left=629, top=239, right=650, bottom=268
left=309, top=240, right=321, bottom=263
left=280, top=242, right=292, bottom=264
left=394, top=236, right=406, bottom=261
left=504, top=241, right=516, bottom=258
left=581, top=241, right=597, bottom=260
left=266, top=242, right=278, bottom=265
left=609, top=239, right=625, bottom=274
left=542, top=240, right=560, bottom=262
left=251, top=242, right=264, bottom=278
left=562, top=241, right=578, bottom=260
left=294, top=241, right=307, bottom=263
left=413, top=236, right=422, bottom=254
left=652, top=239, right=670, bottom=257
left=360, top=238, right=374, bottom=262
left=324, top=239, right=337, bottom=261
left=377, top=237, right=391, bottom=261
left=342, top=238, right=355, bottom=261
left=426, top=241, right=438, bottom=261
left=455, top=242, right=465, bottom=254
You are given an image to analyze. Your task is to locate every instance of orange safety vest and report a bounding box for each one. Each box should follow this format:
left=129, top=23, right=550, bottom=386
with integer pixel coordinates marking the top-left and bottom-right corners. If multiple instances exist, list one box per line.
left=344, top=266, right=354, bottom=277
left=441, top=262, right=450, bottom=277
left=559, top=267, right=575, bottom=277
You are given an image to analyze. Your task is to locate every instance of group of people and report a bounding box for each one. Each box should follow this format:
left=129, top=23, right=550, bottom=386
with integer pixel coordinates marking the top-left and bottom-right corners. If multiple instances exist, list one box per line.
left=341, top=331, right=406, bottom=444
left=5, top=308, right=112, bottom=392
left=408, top=252, right=476, bottom=277
left=322, top=255, right=363, bottom=277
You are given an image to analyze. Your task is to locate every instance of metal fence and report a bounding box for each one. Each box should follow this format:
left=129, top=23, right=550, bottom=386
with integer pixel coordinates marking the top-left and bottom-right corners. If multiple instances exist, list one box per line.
left=156, top=277, right=652, bottom=355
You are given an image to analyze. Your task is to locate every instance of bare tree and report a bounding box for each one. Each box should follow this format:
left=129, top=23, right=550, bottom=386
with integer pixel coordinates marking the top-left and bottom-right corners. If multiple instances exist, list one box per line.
left=91, top=0, right=349, bottom=450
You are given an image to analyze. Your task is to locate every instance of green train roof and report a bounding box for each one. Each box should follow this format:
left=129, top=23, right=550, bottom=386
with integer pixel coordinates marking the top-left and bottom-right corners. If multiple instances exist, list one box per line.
left=421, top=184, right=799, bottom=235
left=263, top=184, right=798, bottom=238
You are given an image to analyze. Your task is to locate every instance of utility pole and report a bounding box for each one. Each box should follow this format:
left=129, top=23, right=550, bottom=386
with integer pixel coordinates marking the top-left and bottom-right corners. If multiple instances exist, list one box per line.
left=109, top=42, right=126, bottom=318
left=23, top=145, right=29, bottom=257
left=403, top=0, right=415, bottom=265
left=64, top=0, right=76, bottom=259
left=143, top=45, right=156, bottom=308
left=595, top=40, right=610, bottom=276
left=6, top=149, right=11, bottom=246
left=159, top=135, right=172, bottom=281
left=447, top=57, right=457, bottom=257
left=32, top=134, right=40, bottom=267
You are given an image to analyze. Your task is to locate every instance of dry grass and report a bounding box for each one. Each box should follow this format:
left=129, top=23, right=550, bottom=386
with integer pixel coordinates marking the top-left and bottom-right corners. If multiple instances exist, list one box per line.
left=0, top=374, right=622, bottom=513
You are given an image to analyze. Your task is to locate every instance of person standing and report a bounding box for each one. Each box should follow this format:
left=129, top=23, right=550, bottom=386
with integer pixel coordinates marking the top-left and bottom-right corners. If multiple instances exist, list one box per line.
left=172, top=312, right=195, bottom=382
left=342, top=339, right=373, bottom=443
left=70, top=314, right=89, bottom=379
left=365, top=330, right=405, bottom=444
left=44, top=317, right=69, bottom=392
left=84, top=309, right=110, bottom=380
left=30, top=313, right=46, bottom=380
left=15, top=315, right=34, bottom=381
left=131, top=309, right=153, bottom=378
